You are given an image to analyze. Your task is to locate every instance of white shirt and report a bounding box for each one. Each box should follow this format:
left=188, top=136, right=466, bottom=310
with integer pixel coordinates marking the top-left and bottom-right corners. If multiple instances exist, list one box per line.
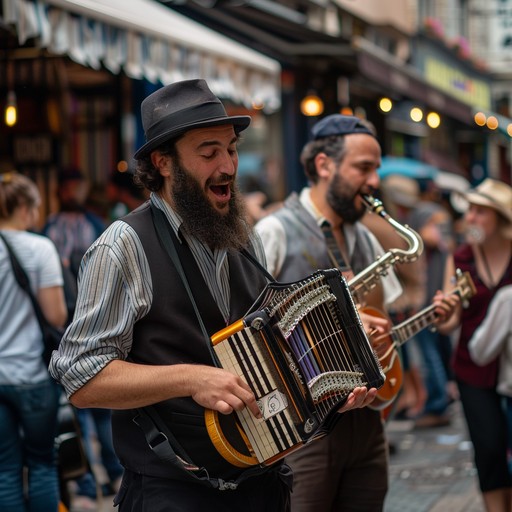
left=468, top=285, right=512, bottom=397
left=255, top=188, right=402, bottom=305
left=0, top=230, right=64, bottom=384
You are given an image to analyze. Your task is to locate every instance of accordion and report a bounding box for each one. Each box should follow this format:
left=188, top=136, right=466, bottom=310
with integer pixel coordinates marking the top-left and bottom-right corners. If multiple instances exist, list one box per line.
left=205, top=268, right=385, bottom=468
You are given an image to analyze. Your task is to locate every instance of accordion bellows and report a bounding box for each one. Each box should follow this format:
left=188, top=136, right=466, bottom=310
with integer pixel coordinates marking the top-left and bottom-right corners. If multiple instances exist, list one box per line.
left=205, top=269, right=385, bottom=468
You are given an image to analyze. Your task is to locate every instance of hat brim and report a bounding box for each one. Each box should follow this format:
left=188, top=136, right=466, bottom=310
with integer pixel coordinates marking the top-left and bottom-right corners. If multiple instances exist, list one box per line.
left=134, top=115, right=251, bottom=159
left=466, top=190, right=512, bottom=237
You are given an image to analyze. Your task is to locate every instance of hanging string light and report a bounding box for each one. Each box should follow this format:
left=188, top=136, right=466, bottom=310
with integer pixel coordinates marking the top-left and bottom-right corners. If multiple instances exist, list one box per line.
left=5, top=90, right=17, bottom=127
left=4, top=59, right=17, bottom=127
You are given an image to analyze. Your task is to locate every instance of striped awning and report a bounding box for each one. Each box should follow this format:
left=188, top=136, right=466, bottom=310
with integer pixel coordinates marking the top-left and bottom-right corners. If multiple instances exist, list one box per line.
left=1, top=0, right=281, bottom=112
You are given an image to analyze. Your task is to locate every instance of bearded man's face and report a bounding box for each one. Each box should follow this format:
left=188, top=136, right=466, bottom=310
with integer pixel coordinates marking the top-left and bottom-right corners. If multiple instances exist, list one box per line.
left=326, top=170, right=367, bottom=223
left=171, top=156, right=250, bottom=251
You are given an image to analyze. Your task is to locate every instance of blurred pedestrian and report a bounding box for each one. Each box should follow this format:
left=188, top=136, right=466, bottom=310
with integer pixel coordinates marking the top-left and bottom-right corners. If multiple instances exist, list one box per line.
left=468, top=284, right=512, bottom=473
left=0, top=171, right=67, bottom=511
left=106, top=170, right=147, bottom=222
left=408, top=201, right=455, bottom=428
left=42, top=167, right=104, bottom=271
left=439, top=178, right=512, bottom=512
left=42, top=167, right=122, bottom=511
left=364, top=174, right=427, bottom=421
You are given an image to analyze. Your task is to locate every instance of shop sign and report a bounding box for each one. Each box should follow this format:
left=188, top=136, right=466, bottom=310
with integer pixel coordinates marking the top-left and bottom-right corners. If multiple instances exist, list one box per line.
left=424, top=57, right=491, bottom=109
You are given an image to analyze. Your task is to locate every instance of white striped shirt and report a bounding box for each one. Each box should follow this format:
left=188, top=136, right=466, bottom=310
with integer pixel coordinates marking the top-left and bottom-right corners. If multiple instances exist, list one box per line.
left=49, top=193, right=266, bottom=397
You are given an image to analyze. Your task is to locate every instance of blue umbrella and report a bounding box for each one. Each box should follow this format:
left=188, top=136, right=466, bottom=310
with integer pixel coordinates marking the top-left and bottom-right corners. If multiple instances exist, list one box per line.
left=378, top=156, right=439, bottom=180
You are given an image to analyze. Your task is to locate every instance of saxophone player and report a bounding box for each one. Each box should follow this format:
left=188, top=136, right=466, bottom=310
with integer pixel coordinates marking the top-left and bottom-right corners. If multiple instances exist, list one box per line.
left=255, top=114, right=458, bottom=512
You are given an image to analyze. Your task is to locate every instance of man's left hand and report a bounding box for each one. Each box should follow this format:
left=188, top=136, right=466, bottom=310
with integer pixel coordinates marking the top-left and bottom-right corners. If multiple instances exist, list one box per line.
left=337, top=386, right=377, bottom=413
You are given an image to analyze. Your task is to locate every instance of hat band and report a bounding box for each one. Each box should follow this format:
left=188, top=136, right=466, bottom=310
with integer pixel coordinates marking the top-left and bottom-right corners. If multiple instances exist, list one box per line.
left=146, top=101, right=228, bottom=141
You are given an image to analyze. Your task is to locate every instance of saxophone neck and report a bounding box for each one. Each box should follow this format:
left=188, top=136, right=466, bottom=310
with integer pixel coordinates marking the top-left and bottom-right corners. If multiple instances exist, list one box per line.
left=361, top=193, right=424, bottom=262
left=348, top=193, right=424, bottom=300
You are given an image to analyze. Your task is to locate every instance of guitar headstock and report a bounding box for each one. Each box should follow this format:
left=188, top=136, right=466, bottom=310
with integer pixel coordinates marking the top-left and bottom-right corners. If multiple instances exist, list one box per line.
left=452, top=268, right=477, bottom=308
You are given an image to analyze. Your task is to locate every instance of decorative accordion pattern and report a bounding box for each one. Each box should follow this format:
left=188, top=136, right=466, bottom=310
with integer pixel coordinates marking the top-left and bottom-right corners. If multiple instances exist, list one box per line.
left=205, top=268, right=385, bottom=468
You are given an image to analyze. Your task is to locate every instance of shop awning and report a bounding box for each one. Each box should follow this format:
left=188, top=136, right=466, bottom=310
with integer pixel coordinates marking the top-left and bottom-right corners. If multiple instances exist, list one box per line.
left=1, top=0, right=281, bottom=111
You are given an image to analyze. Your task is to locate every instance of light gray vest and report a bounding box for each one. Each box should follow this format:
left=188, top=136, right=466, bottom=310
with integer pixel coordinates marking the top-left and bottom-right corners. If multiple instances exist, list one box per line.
left=273, top=193, right=375, bottom=282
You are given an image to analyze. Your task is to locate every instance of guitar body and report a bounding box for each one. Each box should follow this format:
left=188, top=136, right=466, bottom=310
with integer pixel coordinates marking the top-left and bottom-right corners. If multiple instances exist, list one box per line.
left=361, top=306, right=404, bottom=411
left=361, top=270, right=476, bottom=416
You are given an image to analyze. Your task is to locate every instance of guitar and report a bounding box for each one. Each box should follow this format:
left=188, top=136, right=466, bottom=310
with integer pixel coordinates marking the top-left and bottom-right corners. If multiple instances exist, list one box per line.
left=363, top=269, right=476, bottom=412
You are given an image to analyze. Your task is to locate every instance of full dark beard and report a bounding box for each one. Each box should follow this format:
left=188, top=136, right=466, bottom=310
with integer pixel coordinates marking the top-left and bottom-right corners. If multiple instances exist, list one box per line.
left=326, top=172, right=366, bottom=224
left=171, top=162, right=251, bottom=251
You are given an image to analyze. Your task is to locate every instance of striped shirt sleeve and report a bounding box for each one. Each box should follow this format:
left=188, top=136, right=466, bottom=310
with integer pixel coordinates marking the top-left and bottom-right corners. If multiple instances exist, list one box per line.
left=49, top=220, right=152, bottom=397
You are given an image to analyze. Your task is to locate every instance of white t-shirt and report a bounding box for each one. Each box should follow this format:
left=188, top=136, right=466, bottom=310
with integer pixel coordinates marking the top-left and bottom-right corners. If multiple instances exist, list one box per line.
left=0, top=230, right=63, bottom=384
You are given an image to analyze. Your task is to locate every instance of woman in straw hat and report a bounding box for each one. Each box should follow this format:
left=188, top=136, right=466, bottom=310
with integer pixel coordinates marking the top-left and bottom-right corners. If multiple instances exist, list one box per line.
left=439, top=178, right=512, bottom=511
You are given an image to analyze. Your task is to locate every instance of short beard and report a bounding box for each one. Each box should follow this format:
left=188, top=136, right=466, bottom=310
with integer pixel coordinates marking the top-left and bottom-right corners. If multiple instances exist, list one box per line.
left=171, top=161, right=251, bottom=251
left=326, top=172, right=366, bottom=224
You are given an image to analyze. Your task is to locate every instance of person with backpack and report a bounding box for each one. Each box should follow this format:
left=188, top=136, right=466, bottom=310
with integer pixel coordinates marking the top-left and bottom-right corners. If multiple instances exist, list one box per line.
left=0, top=171, right=67, bottom=511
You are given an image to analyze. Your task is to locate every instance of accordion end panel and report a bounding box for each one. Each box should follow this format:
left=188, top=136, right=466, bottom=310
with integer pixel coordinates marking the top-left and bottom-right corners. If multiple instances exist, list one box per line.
left=205, top=269, right=385, bottom=468
left=205, top=322, right=308, bottom=467
left=204, top=409, right=258, bottom=468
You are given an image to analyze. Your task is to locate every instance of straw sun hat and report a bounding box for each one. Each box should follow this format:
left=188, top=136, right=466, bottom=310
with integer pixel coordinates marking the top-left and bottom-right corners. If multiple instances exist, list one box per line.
left=465, top=178, right=512, bottom=238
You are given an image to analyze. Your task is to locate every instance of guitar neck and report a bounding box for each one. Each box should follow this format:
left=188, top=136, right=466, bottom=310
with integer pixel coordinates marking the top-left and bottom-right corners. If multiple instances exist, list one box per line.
left=392, top=304, right=438, bottom=347
left=391, top=277, right=470, bottom=347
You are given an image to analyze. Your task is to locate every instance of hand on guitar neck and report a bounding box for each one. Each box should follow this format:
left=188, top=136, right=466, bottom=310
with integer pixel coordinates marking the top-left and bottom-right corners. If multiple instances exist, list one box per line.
left=362, top=270, right=475, bottom=416
left=359, top=309, right=391, bottom=338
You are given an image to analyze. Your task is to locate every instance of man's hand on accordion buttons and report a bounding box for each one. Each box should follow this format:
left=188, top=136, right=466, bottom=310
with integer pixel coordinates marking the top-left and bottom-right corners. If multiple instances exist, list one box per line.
left=337, top=386, right=378, bottom=413
left=189, top=365, right=262, bottom=419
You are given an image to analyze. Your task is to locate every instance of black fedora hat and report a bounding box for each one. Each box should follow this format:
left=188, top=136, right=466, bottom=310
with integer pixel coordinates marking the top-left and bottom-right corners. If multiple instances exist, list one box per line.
left=134, top=79, right=251, bottom=159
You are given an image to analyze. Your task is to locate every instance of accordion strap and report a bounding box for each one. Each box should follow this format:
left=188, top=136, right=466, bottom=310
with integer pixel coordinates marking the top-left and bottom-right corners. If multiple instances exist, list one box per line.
left=150, top=204, right=214, bottom=358
left=133, top=406, right=270, bottom=490
left=241, top=246, right=275, bottom=283
left=141, top=204, right=272, bottom=489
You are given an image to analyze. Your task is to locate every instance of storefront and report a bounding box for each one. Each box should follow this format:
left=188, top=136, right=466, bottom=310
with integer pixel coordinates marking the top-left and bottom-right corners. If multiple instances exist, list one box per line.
left=0, top=0, right=282, bottom=215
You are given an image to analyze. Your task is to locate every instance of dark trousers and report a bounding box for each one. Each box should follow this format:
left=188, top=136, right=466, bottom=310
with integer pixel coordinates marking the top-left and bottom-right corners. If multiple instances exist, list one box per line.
left=457, top=380, right=512, bottom=492
left=286, top=407, right=388, bottom=512
left=115, top=466, right=292, bottom=512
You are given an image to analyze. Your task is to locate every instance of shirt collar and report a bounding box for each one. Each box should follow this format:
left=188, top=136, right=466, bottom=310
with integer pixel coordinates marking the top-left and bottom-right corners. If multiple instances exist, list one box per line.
left=151, top=192, right=183, bottom=241
left=298, top=187, right=357, bottom=257
left=299, top=187, right=328, bottom=227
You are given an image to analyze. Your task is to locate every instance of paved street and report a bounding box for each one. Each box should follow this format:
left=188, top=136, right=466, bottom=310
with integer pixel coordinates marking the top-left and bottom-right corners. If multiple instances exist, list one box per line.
left=72, top=399, right=484, bottom=512
left=385, top=400, right=484, bottom=512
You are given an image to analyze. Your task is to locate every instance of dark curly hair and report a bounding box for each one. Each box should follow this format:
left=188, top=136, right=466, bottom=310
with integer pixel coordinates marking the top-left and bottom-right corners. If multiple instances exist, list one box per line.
left=133, top=139, right=180, bottom=192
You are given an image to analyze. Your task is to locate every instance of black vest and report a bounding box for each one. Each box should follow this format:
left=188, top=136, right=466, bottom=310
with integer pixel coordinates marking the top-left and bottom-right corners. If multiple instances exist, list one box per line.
left=112, top=203, right=269, bottom=480
left=273, top=193, right=376, bottom=281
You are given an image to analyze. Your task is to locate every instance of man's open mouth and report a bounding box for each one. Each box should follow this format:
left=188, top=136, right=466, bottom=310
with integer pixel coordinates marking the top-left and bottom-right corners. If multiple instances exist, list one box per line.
left=209, top=183, right=230, bottom=200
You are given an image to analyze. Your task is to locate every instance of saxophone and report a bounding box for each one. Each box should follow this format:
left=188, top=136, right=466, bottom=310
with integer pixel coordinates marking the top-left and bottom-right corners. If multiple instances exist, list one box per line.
left=348, top=193, right=423, bottom=302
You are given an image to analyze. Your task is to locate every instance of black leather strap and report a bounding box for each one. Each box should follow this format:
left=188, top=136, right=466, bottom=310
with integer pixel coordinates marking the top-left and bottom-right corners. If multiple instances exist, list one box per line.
left=134, top=205, right=274, bottom=489
left=150, top=203, right=216, bottom=359
left=0, top=232, right=49, bottom=337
